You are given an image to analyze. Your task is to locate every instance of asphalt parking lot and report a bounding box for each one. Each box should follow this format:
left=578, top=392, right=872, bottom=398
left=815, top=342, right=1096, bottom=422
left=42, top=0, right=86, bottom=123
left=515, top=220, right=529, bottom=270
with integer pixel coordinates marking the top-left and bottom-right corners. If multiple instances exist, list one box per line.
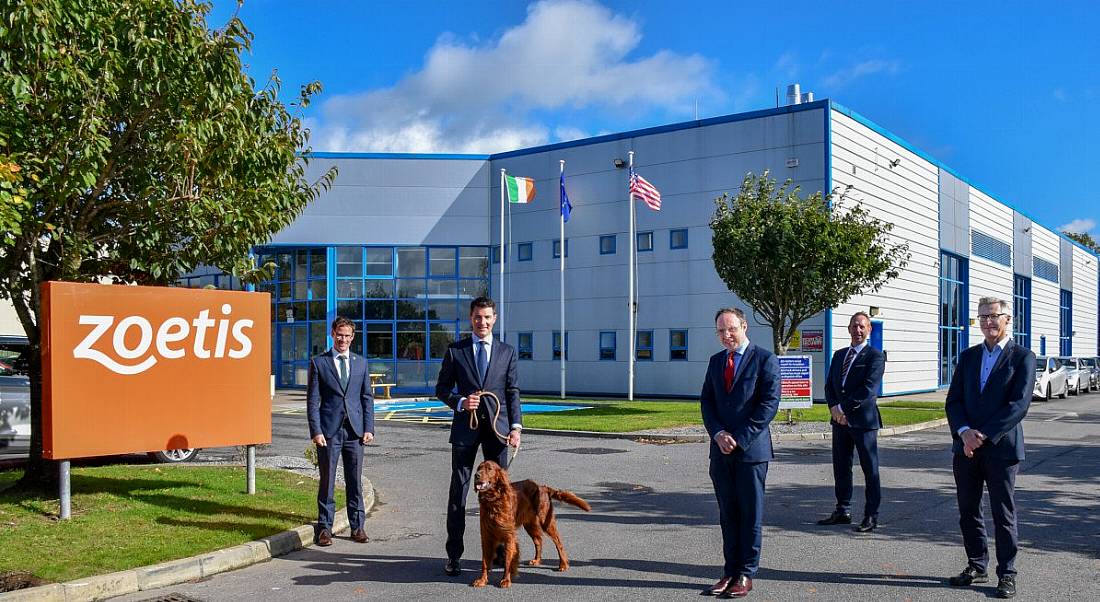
left=109, top=392, right=1100, bottom=601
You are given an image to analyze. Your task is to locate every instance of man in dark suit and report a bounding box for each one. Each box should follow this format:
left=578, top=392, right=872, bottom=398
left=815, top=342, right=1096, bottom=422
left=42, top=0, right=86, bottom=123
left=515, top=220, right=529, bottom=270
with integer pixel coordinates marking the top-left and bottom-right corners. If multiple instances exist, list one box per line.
left=818, top=312, right=886, bottom=532
left=700, top=307, right=780, bottom=599
left=945, top=296, right=1034, bottom=599
left=434, top=296, right=522, bottom=576
left=307, top=316, right=375, bottom=547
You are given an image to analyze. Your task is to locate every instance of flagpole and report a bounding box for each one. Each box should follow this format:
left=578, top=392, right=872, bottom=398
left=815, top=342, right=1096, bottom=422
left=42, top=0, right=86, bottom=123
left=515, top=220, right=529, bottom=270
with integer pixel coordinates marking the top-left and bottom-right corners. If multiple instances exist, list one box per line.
left=499, top=168, right=506, bottom=342
left=627, top=151, right=635, bottom=401
left=559, top=160, right=566, bottom=400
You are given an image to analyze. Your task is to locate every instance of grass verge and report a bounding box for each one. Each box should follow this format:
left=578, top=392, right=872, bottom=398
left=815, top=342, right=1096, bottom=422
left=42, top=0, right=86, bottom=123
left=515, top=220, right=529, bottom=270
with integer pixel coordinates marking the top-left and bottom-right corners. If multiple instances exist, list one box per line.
left=0, top=465, right=335, bottom=583
left=522, top=399, right=945, bottom=432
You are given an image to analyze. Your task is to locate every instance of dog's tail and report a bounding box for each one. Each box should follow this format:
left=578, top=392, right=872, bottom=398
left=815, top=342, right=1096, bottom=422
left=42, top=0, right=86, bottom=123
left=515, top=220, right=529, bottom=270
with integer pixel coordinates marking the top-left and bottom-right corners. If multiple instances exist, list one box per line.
left=547, top=487, right=591, bottom=511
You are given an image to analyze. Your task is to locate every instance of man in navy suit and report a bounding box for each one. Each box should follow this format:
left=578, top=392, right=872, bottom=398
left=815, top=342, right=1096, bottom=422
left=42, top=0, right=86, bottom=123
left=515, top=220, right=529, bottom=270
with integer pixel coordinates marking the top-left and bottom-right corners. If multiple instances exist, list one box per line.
left=434, top=297, right=522, bottom=576
left=945, top=296, right=1034, bottom=599
left=818, top=312, right=886, bottom=532
left=700, top=307, right=780, bottom=599
left=307, top=316, right=375, bottom=547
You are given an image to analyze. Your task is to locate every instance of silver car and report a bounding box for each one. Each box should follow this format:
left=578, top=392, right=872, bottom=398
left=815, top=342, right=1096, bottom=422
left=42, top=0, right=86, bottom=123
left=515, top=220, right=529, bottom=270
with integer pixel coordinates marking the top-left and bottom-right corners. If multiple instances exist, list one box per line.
left=1080, top=357, right=1100, bottom=392
left=0, top=335, right=200, bottom=463
left=1034, top=356, right=1069, bottom=401
left=1059, top=357, right=1093, bottom=396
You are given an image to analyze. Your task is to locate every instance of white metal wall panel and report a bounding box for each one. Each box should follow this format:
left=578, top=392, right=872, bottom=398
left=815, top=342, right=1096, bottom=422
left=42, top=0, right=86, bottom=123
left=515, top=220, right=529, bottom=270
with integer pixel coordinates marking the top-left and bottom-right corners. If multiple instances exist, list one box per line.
left=967, top=188, right=1014, bottom=347
left=1030, top=225, right=1061, bottom=355
left=829, top=110, right=940, bottom=395
left=1072, top=247, right=1098, bottom=357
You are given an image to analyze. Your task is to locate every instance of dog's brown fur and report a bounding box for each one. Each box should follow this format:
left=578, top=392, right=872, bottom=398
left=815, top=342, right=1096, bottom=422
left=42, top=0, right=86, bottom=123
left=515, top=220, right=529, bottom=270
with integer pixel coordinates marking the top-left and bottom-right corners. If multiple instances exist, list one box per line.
left=471, top=460, right=591, bottom=588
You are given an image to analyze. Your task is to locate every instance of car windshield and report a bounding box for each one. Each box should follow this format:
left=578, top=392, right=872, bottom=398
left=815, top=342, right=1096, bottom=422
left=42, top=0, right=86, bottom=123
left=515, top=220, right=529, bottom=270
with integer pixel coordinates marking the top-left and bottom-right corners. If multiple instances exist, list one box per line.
left=1057, top=358, right=1076, bottom=369
left=1035, top=358, right=1047, bottom=373
left=0, top=343, right=30, bottom=377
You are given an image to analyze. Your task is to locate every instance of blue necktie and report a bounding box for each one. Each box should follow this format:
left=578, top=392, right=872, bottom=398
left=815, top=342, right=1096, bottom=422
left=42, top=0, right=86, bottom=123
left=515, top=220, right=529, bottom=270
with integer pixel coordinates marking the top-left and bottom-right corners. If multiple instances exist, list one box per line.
left=476, top=341, right=488, bottom=384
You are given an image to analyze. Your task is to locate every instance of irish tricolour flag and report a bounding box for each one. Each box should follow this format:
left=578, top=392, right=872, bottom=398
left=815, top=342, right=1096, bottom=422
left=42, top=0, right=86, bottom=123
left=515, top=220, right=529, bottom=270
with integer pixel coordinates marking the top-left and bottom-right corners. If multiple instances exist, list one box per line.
left=505, top=175, right=536, bottom=204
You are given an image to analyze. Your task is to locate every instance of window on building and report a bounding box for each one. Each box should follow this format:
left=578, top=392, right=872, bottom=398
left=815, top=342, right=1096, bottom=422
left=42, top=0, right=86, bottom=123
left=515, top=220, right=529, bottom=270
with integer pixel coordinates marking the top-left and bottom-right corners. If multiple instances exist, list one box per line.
left=600, top=235, right=617, bottom=255
left=1013, top=275, right=1031, bottom=350
left=1060, top=289, right=1073, bottom=356
left=552, top=331, right=569, bottom=360
left=518, top=332, right=533, bottom=360
left=553, top=239, right=569, bottom=258
left=517, top=243, right=533, bottom=262
left=637, top=231, right=653, bottom=252
left=336, top=247, right=363, bottom=277
left=970, top=230, right=1011, bottom=267
left=670, top=329, right=688, bottom=361
left=491, top=245, right=504, bottom=264
left=939, top=251, right=968, bottom=385
left=636, top=330, right=653, bottom=360
left=599, top=331, right=617, bottom=360
left=428, top=247, right=456, bottom=277
left=670, top=229, right=688, bottom=249
left=366, top=248, right=394, bottom=276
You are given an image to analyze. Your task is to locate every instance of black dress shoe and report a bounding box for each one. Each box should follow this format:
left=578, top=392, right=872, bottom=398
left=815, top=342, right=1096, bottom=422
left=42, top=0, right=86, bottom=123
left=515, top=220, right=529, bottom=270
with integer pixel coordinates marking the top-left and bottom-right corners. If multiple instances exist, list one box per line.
left=948, top=565, right=988, bottom=586
left=996, top=575, right=1016, bottom=598
left=702, top=575, right=733, bottom=596
left=817, top=511, right=852, bottom=525
left=444, top=559, right=461, bottom=577
left=854, top=516, right=878, bottom=532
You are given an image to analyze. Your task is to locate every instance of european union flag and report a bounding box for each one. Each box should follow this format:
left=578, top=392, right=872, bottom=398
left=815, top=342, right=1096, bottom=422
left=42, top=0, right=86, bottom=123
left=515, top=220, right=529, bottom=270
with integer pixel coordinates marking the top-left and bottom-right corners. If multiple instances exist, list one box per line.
left=560, top=170, right=572, bottom=223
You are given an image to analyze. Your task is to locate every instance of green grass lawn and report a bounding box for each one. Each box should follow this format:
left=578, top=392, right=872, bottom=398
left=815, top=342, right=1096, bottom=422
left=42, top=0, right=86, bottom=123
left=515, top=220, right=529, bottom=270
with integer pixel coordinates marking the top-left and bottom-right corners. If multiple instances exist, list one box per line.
left=522, top=399, right=945, bottom=432
left=0, top=465, right=334, bottom=583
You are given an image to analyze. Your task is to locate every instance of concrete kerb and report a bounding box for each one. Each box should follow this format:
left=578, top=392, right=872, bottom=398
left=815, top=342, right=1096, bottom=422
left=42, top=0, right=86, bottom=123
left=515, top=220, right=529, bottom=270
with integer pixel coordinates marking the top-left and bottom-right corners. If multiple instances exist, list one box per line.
left=0, top=479, right=374, bottom=602
left=522, top=417, right=950, bottom=444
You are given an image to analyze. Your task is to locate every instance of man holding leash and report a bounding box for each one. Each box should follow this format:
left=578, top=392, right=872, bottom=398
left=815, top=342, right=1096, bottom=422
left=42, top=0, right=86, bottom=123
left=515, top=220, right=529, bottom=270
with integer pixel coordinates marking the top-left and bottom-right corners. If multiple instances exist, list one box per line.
left=434, top=296, right=522, bottom=577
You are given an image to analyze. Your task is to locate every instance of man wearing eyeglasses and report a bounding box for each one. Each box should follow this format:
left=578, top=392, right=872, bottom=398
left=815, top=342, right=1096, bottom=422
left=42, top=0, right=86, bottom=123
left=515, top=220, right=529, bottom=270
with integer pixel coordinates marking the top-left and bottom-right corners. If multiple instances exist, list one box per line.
left=699, top=307, right=780, bottom=599
left=945, top=296, right=1034, bottom=599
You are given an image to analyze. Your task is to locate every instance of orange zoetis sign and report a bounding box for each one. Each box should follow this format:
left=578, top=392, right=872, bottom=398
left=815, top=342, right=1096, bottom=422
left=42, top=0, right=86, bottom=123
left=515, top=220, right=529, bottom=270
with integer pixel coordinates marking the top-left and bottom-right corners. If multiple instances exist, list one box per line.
left=41, top=282, right=271, bottom=459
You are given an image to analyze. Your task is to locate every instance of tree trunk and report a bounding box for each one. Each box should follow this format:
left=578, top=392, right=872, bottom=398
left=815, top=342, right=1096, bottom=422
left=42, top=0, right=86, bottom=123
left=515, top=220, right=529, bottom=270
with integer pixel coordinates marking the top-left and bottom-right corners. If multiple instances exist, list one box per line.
left=11, top=270, right=56, bottom=490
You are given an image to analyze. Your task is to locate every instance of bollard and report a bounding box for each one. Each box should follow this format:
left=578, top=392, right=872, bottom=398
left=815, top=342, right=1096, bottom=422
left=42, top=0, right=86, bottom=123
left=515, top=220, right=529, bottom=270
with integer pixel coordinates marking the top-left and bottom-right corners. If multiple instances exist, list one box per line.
left=246, top=445, right=256, bottom=494
left=59, top=460, right=71, bottom=520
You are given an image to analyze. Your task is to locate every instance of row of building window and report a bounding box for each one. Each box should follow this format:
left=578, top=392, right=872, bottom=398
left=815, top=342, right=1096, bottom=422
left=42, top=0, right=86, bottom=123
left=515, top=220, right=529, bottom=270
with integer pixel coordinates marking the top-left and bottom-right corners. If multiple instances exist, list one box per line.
left=968, top=229, right=1064, bottom=284
left=513, top=229, right=689, bottom=261
left=515, top=330, right=689, bottom=361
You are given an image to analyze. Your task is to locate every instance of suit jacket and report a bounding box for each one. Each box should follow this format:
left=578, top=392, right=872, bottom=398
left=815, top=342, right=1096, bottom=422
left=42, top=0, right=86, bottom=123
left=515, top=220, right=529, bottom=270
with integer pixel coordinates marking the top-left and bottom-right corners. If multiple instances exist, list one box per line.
left=945, top=339, right=1035, bottom=462
left=700, top=343, right=781, bottom=462
left=435, top=336, right=521, bottom=446
left=307, top=349, right=375, bottom=440
left=825, top=345, right=886, bottom=430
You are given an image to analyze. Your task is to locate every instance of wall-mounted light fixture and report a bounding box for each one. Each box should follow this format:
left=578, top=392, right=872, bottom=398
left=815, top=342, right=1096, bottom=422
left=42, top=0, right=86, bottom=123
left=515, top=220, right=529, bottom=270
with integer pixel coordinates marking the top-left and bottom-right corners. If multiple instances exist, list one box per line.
left=613, top=158, right=626, bottom=169
left=869, top=306, right=881, bottom=317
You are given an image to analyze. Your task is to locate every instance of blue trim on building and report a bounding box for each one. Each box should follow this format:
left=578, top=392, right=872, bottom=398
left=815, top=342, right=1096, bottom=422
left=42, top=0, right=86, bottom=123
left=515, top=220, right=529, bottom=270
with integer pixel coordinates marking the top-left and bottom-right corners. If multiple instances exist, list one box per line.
left=881, top=387, right=940, bottom=398
left=829, top=100, right=1100, bottom=259
left=823, top=103, right=834, bottom=371
left=303, top=151, right=489, bottom=160
left=490, top=100, right=831, bottom=160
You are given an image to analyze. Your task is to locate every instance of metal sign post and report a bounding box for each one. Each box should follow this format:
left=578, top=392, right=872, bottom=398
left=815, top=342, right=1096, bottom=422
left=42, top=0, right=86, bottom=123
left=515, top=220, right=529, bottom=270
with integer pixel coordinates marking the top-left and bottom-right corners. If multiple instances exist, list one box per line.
left=246, top=444, right=256, bottom=495
left=59, top=460, right=71, bottom=520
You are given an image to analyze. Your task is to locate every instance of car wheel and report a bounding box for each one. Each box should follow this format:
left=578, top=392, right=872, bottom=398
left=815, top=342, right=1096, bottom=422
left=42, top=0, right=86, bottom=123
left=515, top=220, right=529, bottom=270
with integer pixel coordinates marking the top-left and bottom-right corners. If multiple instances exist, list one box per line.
left=1044, top=383, right=1052, bottom=401
left=1058, top=383, right=1068, bottom=399
left=148, top=448, right=200, bottom=463
left=1079, top=382, right=1086, bottom=396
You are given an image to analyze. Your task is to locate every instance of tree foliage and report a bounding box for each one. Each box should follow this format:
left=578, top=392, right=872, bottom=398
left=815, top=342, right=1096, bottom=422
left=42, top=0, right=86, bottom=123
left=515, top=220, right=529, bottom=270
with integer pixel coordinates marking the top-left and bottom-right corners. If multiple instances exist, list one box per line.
left=710, top=172, right=910, bottom=355
left=0, top=0, right=335, bottom=485
left=1062, top=230, right=1100, bottom=254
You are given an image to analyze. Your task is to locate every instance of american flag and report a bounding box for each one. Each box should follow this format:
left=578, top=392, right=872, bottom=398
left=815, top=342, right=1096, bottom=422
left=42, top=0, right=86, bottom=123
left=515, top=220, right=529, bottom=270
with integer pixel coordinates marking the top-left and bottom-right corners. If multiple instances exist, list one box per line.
left=630, top=170, right=661, bottom=211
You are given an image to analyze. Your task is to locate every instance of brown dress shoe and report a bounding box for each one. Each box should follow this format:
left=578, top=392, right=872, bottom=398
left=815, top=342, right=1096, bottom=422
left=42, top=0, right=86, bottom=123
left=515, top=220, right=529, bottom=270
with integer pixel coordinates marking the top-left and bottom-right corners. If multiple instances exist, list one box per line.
left=719, top=576, right=752, bottom=598
left=351, top=528, right=369, bottom=543
left=316, top=528, right=333, bottom=547
left=703, top=576, right=734, bottom=596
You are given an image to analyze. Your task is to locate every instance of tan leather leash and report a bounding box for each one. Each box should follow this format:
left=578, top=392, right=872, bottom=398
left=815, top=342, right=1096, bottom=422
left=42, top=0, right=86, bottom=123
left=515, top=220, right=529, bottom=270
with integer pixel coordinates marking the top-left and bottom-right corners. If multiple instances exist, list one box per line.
left=467, top=390, right=520, bottom=464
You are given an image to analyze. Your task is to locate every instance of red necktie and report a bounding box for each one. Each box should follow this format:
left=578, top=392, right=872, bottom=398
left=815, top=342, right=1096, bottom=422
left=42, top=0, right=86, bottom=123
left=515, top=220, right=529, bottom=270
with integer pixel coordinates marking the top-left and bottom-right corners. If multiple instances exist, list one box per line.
left=724, top=352, right=735, bottom=392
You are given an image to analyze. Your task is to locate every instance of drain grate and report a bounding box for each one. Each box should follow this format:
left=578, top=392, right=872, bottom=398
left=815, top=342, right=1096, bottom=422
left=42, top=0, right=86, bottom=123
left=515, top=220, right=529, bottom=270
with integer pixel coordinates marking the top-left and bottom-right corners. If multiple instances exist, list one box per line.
left=556, top=447, right=629, bottom=455
left=135, top=594, right=205, bottom=602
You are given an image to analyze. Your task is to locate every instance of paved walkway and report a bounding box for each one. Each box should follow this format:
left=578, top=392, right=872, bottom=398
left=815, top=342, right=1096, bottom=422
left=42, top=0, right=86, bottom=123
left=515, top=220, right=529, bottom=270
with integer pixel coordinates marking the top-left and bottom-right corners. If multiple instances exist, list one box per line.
left=112, top=392, right=1100, bottom=601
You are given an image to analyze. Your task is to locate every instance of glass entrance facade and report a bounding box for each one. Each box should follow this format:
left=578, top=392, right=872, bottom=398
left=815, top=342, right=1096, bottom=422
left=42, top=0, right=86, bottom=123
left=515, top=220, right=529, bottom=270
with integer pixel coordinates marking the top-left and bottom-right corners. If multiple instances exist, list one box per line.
left=256, top=245, right=491, bottom=393
left=939, top=251, right=968, bottom=385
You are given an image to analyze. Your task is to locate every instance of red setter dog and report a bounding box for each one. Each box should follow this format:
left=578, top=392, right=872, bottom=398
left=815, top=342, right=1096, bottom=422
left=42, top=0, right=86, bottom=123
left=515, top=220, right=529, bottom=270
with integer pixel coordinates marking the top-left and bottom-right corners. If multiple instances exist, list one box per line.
left=471, top=460, right=591, bottom=588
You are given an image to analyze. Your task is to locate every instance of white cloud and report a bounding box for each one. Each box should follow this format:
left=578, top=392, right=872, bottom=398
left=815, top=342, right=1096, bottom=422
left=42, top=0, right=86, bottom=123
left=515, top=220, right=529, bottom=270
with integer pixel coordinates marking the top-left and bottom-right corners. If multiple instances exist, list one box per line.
left=311, top=0, right=718, bottom=153
left=1053, top=88, right=1068, bottom=102
left=823, top=59, right=902, bottom=89
left=554, top=126, right=588, bottom=142
left=1059, top=218, right=1096, bottom=234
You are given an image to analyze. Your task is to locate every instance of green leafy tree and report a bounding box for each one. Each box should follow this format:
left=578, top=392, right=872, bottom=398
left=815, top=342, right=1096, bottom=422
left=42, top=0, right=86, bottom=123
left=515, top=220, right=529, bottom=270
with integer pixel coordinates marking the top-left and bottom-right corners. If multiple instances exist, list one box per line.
left=0, top=0, right=335, bottom=486
left=1062, top=230, right=1100, bottom=253
left=710, top=172, right=910, bottom=355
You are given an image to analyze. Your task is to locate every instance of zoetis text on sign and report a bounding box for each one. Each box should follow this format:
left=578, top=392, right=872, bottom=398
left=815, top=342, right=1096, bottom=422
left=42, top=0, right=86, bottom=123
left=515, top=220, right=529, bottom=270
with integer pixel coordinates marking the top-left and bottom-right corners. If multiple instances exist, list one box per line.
left=41, top=282, right=272, bottom=460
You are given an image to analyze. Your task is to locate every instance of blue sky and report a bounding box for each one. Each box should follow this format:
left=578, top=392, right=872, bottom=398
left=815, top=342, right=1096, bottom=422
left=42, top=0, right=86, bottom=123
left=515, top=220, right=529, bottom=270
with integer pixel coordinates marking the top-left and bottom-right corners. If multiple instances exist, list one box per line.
left=210, top=0, right=1098, bottom=238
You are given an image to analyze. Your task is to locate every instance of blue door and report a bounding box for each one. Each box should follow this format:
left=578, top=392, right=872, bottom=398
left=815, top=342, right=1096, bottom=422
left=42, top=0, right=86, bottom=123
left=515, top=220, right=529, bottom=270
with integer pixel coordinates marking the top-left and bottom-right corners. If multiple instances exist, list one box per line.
left=870, top=320, right=885, bottom=397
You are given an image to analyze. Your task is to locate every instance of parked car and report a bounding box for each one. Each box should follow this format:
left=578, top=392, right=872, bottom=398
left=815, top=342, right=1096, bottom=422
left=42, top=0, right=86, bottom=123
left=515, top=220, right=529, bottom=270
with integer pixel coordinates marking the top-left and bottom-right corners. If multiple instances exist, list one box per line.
left=1058, top=357, right=1092, bottom=396
left=1033, top=356, right=1069, bottom=401
left=0, top=335, right=199, bottom=463
left=1080, top=357, right=1100, bottom=392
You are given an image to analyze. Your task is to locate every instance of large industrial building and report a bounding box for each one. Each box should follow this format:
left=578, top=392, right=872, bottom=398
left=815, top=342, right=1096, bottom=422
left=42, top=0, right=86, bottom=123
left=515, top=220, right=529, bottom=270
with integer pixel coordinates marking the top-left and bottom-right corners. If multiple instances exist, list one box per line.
left=222, top=97, right=1099, bottom=398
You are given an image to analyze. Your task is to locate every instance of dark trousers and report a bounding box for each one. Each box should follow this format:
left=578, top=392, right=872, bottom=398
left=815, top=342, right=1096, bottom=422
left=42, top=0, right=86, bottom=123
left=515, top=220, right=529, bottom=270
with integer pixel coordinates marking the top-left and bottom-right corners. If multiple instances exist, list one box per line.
left=953, top=453, right=1019, bottom=576
left=831, top=424, right=881, bottom=517
left=709, top=457, right=768, bottom=578
left=316, top=421, right=366, bottom=532
left=445, top=428, right=510, bottom=560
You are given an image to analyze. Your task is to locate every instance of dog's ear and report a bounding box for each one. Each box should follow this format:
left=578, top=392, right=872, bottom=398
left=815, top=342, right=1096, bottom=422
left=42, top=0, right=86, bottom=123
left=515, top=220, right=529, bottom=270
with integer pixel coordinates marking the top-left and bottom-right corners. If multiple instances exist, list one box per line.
left=493, top=463, right=508, bottom=487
